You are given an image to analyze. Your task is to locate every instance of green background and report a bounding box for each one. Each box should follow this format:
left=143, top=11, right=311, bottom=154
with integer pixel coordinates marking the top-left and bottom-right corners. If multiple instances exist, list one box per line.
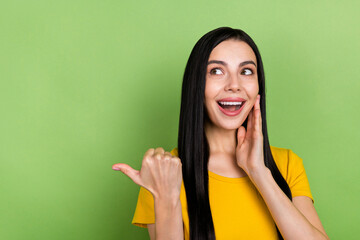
left=1, top=0, right=359, bottom=239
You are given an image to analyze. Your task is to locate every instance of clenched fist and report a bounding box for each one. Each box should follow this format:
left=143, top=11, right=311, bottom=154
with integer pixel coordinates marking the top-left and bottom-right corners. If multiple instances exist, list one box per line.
left=112, top=147, right=183, bottom=200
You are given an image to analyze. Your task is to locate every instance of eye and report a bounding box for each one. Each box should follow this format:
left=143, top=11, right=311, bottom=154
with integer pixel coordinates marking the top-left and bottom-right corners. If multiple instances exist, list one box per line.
left=241, top=68, right=253, bottom=75
left=210, top=68, right=223, bottom=75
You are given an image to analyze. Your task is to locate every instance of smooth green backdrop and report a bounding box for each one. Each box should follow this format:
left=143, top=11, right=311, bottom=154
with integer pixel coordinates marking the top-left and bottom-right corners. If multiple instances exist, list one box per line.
left=1, top=0, right=359, bottom=239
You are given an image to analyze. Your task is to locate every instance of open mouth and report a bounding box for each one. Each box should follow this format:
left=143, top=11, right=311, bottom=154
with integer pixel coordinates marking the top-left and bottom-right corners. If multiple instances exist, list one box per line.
left=216, top=99, right=246, bottom=116
left=217, top=101, right=245, bottom=111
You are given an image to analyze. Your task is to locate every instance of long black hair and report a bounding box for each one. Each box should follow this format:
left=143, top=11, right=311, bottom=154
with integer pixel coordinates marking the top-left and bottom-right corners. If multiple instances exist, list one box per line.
left=178, top=27, right=292, bottom=239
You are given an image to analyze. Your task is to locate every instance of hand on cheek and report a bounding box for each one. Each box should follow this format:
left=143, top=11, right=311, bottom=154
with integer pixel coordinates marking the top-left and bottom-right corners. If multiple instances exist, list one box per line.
left=236, top=94, right=267, bottom=177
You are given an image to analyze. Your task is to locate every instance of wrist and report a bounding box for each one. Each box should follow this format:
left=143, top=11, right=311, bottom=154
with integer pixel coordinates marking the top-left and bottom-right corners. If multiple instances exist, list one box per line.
left=154, top=194, right=181, bottom=207
left=154, top=195, right=182, bottom=220
left=248, top=167, right=272, bottom=186
left=153, top=194, right=183, bottom=240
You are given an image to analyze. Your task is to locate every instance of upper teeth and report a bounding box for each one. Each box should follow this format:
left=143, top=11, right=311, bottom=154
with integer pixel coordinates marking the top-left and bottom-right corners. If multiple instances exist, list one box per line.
left=219, top=101, right=243, bottom=106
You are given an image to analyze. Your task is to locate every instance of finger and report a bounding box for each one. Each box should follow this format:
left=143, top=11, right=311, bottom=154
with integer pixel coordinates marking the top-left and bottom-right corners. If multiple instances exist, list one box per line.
left=153, top=147, right=165, bottom=156
left=254, top=109, right=261, bottom=133
left=173, top=157, right=183, bottom=177
left=254, top=95, right=262, bottom=133
left=254, top=94, right=260, bottom=111
left=246, top=108, right=254, bottom=134
left=247, top=95, right=260, bottom=135
left=237, top=126, right=246, bottom=148
left=163, top=153, right=172, bottom=161
left=143, top=148, right=155, bottom=159
left=112, top=163, right=142, bottom=186
left=164, top=152, right=172, bottom=157
left=171, top=156, right=182, bottom=163
left=258, top=96, right=262, bottom=128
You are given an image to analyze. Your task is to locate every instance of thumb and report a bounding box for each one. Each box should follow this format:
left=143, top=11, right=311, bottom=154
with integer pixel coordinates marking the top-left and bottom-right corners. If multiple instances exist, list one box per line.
left=237, top=126, right=246, bottom=148
left=112, top=163, right=142, bottom=186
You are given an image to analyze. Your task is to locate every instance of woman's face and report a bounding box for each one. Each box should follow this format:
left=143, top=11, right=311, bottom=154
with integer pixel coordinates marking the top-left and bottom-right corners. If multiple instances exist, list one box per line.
left=204, top=39, right=259, bottom=130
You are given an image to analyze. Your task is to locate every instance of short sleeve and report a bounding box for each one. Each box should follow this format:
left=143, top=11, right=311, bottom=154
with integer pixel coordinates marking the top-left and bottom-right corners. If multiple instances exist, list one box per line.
left=286, top=149, right=314, bottom=202
left=170, top=148, right=178, bottom=157
left=131, top=186, right=155, bottom=228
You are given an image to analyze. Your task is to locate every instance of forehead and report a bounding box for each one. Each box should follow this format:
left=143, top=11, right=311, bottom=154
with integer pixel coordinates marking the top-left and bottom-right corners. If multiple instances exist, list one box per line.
left=208, top=39, right=257, bottom=63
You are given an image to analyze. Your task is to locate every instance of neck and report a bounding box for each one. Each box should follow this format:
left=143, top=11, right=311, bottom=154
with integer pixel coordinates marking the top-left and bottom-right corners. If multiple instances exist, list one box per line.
left=204, top=120, right=237, bottom=155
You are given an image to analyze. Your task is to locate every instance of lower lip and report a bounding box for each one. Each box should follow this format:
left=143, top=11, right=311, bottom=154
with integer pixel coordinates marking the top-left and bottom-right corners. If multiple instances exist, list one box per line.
left=217, top=102, right=246, bottom=116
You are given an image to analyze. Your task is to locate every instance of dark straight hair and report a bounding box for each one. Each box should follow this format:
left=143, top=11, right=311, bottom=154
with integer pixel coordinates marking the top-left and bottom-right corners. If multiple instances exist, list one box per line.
left=178, top=27, right=292, bottom=240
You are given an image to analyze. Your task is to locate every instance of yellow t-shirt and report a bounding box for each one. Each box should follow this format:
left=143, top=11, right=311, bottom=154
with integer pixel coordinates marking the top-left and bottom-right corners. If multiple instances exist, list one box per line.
left=131, top=146, right=314, bottom=240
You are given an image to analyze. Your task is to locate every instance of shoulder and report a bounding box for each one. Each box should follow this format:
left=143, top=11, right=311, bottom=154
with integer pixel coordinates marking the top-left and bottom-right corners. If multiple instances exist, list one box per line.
left=270, top=146, right=314, bottom=201
left=270, top=146, right=305, bottom=182
left=269, top=145, right=293, bottom=168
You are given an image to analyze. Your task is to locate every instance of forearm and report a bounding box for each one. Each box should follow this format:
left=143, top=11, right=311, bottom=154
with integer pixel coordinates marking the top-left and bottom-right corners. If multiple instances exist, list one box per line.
left=250, top=168, right=329, bottom=240
left=154, top=196, right=184, bottom=240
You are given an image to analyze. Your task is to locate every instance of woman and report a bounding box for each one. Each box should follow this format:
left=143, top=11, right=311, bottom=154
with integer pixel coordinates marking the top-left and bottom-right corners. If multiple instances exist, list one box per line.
left=112, top=27, right=329, bottom=240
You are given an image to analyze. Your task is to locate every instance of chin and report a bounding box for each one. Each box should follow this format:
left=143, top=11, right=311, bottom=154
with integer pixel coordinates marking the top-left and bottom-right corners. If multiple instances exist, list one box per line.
left=205, top=113, right=246, bottom=130
left=218, top=121, right=244, bottom=130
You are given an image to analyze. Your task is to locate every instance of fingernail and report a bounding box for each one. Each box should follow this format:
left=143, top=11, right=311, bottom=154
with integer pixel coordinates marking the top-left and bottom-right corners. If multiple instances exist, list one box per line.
left=112, top=166, right=120, bottom=170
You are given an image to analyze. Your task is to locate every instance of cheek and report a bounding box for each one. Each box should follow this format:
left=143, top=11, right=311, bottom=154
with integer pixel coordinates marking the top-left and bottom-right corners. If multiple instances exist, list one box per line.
left=243, top=81, right=259, bottom=97
left=204, top=82, right=216, bottom=102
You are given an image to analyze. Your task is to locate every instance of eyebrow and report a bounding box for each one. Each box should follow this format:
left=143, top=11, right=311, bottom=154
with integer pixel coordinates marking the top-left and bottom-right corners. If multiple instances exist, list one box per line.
left=207, top=60, right=257, bottom=67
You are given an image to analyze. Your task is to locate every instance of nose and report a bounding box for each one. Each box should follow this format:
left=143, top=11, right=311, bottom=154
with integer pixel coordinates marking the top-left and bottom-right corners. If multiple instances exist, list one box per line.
left=224, top=73, right=241, bottom=92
